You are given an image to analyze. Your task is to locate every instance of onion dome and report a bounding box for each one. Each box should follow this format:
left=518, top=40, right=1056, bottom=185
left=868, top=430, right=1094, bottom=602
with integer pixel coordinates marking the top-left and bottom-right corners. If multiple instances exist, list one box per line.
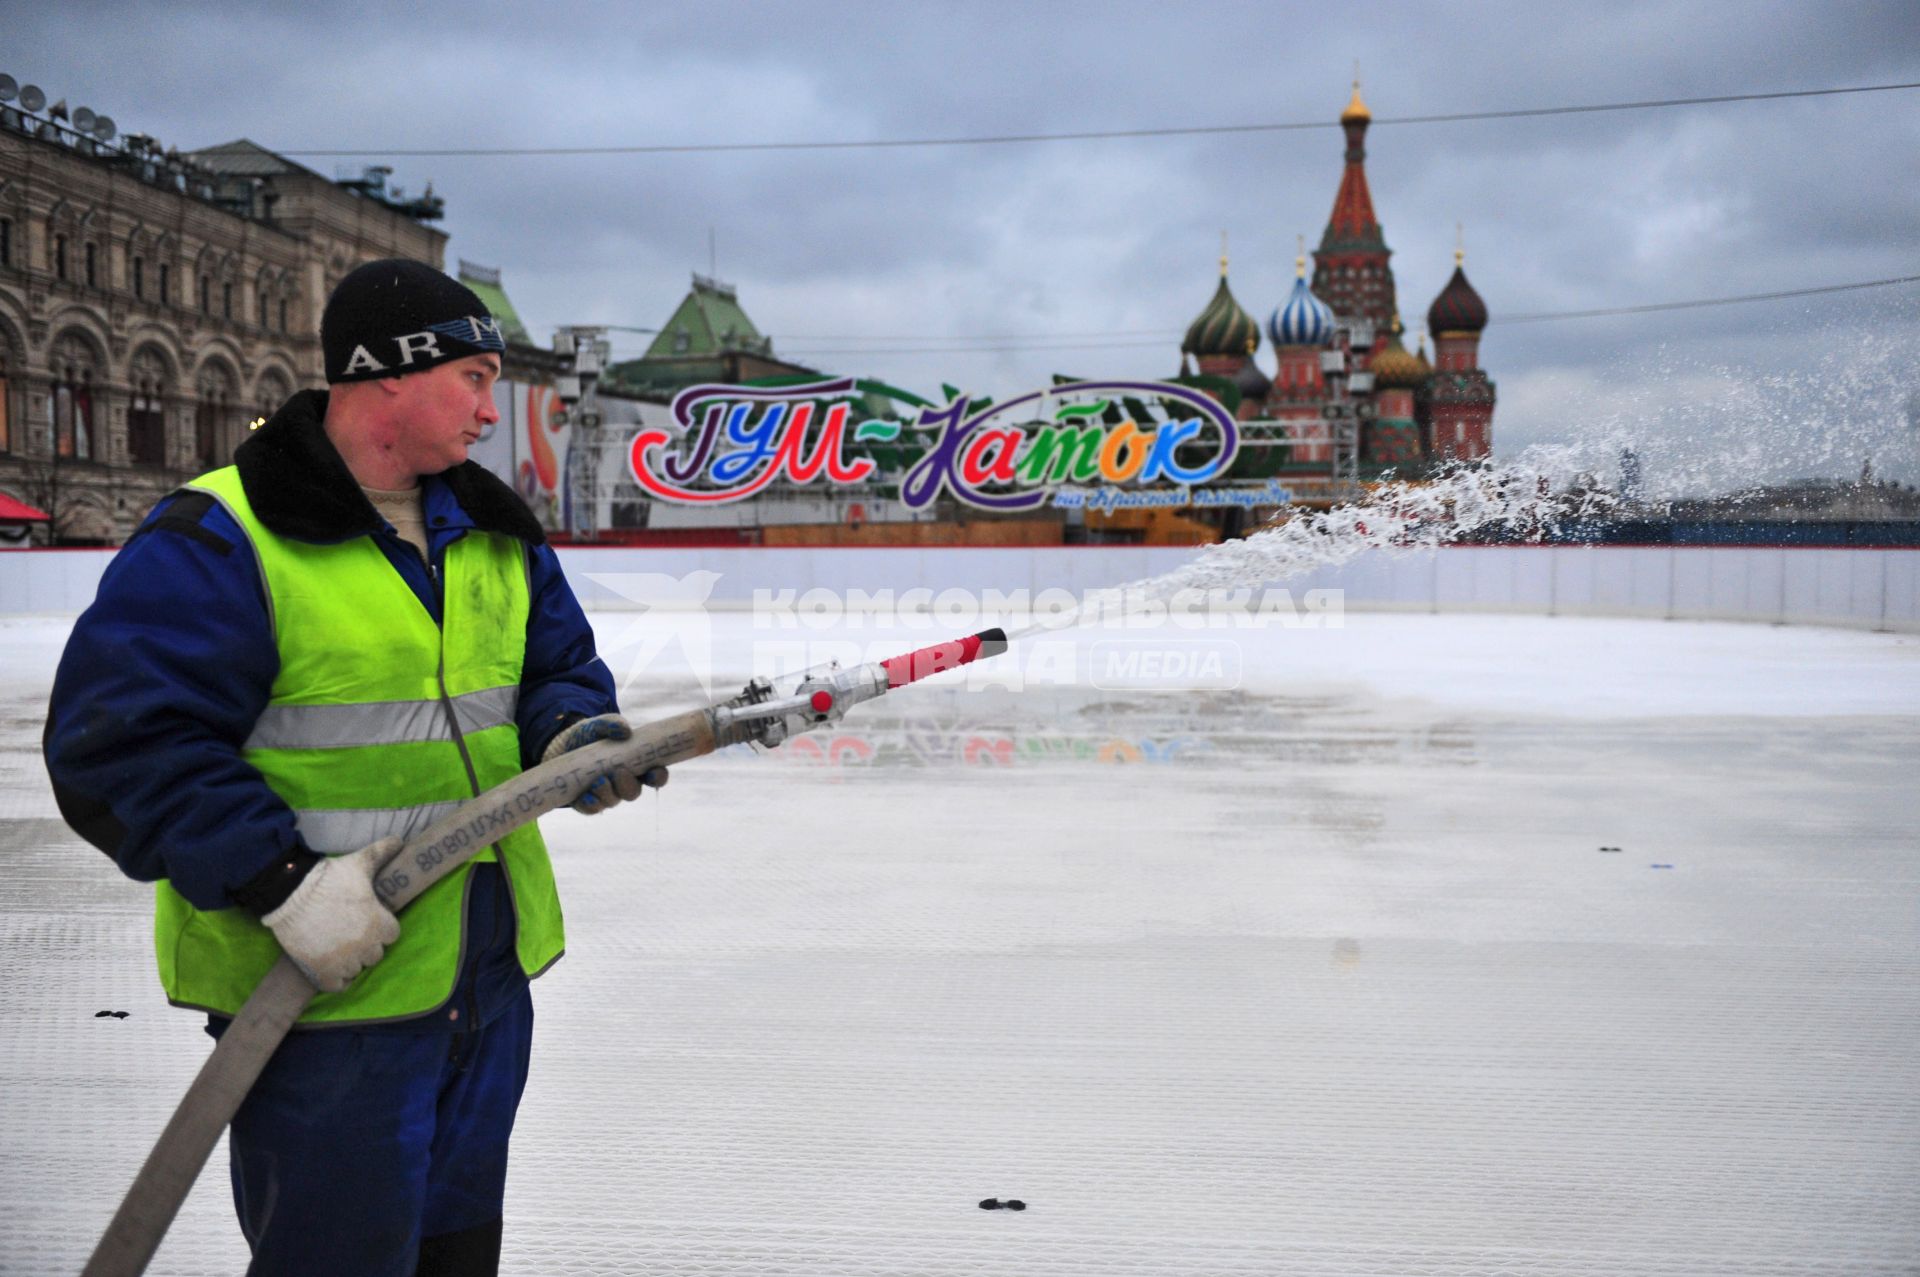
left=1427, top=250, right=1488, bottom=334
left=1269, top=256, right=1335, bottom=348
left=1232, top=352, right=1271, bottom=404
left=1369, top=316, right=1426, bottom=389
left=1182, top=253, right=1260, bottom=358
left=1341, top=76, right=1371, bottom=124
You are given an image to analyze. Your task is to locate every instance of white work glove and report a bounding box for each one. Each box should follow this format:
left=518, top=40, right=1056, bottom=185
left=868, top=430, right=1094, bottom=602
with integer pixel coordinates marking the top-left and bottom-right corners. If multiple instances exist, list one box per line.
left=262, top=837, right=404, bottom=993
left=541, top=713, right=669, bottom=815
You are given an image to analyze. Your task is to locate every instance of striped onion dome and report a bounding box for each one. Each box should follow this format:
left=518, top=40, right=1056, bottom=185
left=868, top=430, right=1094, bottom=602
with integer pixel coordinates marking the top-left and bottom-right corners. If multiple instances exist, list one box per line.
left=1182, top=274, right=1260, bottom=358
left=1369, top=317, right=1427, bottom=389
left=1428, top=258, right=1488, bottom=334
left=1269, top=272, right=1335, bottom=348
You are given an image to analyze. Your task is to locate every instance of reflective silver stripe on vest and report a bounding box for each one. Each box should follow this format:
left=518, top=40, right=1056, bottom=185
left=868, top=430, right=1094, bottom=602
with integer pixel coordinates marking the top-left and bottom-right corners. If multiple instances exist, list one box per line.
left=246, top=685, right=518, bottom=751
left=292, top=800, right=468, bottom=854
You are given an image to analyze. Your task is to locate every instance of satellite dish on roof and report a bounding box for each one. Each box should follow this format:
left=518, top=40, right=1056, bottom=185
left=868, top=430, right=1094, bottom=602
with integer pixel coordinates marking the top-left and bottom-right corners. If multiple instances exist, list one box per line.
left=73, top=106, right=95, bottom=133
left=0, top=75, right=18, bottom=102
left=20, top=84, right=46, bottom=112
left=93, top=116, right=115, bottom=142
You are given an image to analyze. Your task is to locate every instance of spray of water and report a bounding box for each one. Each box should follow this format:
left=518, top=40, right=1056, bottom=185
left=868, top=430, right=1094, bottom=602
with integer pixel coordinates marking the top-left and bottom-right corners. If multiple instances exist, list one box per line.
left=1007, top=449, right=1616, bottom=639
left=1013, top=315, right=1918, bottom=639
left=1530, top=322, right=1920, bottom=501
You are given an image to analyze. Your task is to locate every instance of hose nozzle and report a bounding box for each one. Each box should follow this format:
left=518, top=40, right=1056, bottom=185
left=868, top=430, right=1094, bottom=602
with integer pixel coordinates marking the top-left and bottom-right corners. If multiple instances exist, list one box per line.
left=879, top=627, right=1008, bottom=689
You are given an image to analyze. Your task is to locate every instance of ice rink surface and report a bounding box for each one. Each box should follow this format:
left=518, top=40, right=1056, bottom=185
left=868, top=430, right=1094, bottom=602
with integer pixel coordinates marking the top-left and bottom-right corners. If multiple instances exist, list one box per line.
left=3, top=609, right=1918, bottom=1275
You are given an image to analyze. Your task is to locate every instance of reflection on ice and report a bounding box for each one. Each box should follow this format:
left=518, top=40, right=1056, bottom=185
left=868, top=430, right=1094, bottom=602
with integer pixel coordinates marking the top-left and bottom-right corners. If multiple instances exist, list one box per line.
left=689, top=683, right=1485, bottom=776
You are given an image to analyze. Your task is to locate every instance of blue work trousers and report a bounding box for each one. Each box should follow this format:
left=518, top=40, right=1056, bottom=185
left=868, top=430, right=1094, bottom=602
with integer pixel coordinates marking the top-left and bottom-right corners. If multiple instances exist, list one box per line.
left=223, top=986, right=534, bottom=1276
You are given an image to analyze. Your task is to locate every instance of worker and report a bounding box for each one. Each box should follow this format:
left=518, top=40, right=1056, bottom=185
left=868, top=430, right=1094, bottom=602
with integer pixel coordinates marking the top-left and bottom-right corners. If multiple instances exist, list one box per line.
left=44, top=259, right=657, bottom=1276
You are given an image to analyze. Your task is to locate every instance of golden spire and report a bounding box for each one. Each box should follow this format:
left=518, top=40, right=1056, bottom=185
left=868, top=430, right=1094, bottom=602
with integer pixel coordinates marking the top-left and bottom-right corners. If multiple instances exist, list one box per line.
left=1454, top=222, right=1465, bottom=267
left=1295, top=233, right=1307, bottom=278
left=1342, top=64, right=1371, bottom=123
left=1220, top=229, right=1229, bottom=278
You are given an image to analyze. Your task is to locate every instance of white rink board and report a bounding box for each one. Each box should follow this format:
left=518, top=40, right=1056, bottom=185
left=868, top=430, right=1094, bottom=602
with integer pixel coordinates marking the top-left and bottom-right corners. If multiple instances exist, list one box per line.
left=5, top=544, right=1916, bottom=630
left=555, top=544, right=1919, bottom=631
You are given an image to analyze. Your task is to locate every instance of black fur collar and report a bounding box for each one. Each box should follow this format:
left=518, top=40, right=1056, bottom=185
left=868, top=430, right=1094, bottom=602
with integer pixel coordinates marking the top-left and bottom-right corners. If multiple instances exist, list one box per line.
left=233, top=388, right=545, bottom=546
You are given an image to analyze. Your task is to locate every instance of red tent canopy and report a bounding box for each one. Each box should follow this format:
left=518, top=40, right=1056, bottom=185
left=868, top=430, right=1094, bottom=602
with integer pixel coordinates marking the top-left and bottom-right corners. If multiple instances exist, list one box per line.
left=0, top=493, right=51, bottom=523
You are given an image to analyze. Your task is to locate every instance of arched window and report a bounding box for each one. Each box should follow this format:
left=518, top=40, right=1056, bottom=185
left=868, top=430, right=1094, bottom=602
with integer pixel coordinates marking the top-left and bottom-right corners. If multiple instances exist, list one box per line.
left=278, top=297, right=288, bottom=332
left=51, top=334, right=99, bottom=461
left=128, top=348, right=170, bottom=466
left=199, top=274, right=210, bottom=314
left=222, top=280, right=233, bottom=320
left=255, top=368, right=292, bottom=428
left=55, top=235, right=68, bottom=281
left=158, top=261, right=171, bottom=305
left=132, top=255, right=145, bottom=299
left=84, top=242, right=98, bottom=288
left=194, top=361, right=237, bottom=467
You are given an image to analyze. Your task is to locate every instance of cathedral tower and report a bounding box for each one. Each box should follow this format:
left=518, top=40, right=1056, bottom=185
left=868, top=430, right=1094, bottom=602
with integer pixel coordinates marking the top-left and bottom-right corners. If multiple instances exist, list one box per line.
left=1312, top=79, right=1397, bottom=342
left=1365, top=315, right=1424, bottom=466
left=1419, top=242, right=1495, bottom=461
left=1180, top=239, right=1265, bottom=420
left=1264, top=244, right=1337, bottom=464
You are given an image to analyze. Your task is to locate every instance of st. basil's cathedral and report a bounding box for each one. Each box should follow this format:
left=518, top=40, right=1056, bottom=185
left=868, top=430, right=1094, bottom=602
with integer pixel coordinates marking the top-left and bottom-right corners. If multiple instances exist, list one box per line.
left=1177, top=83, right=1495, bottom=487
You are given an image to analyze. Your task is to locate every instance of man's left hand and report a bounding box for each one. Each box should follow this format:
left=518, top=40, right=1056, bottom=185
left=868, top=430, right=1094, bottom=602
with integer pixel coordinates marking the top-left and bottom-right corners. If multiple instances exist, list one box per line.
left=542, top=714, right=669, bottom=814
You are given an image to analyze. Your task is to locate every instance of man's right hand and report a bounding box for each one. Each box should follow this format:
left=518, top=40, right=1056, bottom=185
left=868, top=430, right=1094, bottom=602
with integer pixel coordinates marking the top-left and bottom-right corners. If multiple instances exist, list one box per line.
left=261, top=837, right=403, bottom=992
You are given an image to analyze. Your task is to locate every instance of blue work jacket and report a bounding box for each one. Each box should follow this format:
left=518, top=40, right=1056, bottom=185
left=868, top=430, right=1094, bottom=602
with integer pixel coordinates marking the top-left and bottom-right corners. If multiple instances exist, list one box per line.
left=44, top=389, right=619, bottom=1031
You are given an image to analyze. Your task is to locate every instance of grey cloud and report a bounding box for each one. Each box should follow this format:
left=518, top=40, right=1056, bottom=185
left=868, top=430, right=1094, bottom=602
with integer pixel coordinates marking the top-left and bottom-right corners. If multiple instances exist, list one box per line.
left=12, top=0, right=1917, bottom=481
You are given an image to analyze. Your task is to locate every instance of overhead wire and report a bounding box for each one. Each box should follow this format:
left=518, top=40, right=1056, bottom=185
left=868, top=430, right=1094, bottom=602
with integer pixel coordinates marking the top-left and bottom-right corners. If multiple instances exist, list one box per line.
left=420, top=78, right=1918, bottom=359
left=783, top=339, right=1178, bottom=357
left=280, top=81, right=1920, bottom=158
left=770, top=274, right=1920, bottom=357
left=1498, top=275, right=1920, bottom=323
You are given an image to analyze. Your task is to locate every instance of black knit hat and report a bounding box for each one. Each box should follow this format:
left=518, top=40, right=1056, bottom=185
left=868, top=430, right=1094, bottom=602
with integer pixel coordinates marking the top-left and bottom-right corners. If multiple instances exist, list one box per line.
left=321, top=258, right=506, bottom=384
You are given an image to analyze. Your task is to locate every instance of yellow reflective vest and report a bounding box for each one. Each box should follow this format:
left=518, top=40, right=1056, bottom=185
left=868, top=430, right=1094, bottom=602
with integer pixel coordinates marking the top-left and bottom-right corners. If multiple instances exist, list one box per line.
left=154, top=466, right=564, bottom=1024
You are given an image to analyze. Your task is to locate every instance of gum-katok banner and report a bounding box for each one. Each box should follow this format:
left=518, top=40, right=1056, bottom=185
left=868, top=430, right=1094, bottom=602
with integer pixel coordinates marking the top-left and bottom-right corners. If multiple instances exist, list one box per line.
left=628, top=378, right=1242, bottom=512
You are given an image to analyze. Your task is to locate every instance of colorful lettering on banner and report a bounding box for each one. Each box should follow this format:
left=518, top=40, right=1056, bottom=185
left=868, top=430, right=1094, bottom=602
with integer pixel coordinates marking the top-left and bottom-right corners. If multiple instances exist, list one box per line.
left=629, top=378, right=876, bottom=504
left=898, top=382, right=1239, bottom=512
left=628, top=379, right=1241, bottom=511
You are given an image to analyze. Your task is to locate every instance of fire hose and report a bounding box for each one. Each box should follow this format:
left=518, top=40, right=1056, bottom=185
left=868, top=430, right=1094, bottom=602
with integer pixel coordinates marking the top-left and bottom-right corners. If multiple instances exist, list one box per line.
left=81, top=626, right=1009, bottom=1277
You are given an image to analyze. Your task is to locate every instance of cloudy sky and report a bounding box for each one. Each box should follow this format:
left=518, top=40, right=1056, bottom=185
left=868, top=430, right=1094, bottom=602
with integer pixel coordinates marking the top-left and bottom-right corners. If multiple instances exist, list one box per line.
left=12, top=1, right=1920, bottom=488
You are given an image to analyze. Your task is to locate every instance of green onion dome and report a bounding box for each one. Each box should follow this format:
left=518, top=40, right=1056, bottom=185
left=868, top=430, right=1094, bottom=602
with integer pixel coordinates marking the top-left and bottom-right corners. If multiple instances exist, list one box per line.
left=1183, top=273, right=1261, bottom=359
